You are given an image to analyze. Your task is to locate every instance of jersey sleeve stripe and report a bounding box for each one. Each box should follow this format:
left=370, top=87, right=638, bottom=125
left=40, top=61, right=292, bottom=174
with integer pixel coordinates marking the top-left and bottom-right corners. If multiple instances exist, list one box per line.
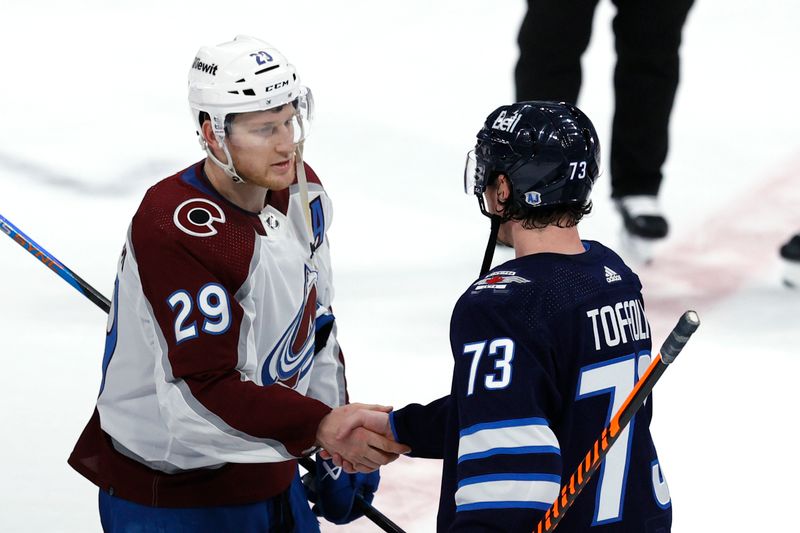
left=388, top=411, right=401, bottom=442
left=459, top=416, right=550, bottom=437
left=458, top=472, right=561, bottom=488
left=458, top=421, right=560, bottom=463
left=458, top=445, right=560, bottom=464
left=456, top=501, right=552, bottom=512
left=455, top=475, right=560, bottom=512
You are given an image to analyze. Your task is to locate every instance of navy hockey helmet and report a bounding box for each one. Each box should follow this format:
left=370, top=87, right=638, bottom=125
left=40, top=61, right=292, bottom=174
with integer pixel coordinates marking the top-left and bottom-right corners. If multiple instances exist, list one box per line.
left=464, top=101, right=600, bottom=212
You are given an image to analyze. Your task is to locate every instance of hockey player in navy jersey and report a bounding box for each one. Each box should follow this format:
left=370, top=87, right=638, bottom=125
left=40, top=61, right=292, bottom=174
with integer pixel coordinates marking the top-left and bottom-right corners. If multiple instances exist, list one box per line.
left=68, top=35, right=407, bottom=532
left=336, top=101, right=671, bottom=531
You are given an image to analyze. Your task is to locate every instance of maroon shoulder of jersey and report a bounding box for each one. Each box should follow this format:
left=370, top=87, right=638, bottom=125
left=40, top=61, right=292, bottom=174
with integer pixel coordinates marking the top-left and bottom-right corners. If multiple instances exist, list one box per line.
left=131, top=163, right=264, bottom=291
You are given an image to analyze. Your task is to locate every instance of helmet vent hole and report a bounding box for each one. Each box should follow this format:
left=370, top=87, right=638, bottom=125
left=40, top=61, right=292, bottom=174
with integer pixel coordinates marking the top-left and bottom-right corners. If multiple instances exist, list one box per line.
left=228, top=91, right=239, bottom=95
left=243, top=89, right=256, bottom=96
left=235, top=78, right=246, bottom=83
left=581, top=129, right=593, bottom=153
left=255, top=65, right=280, bottom=76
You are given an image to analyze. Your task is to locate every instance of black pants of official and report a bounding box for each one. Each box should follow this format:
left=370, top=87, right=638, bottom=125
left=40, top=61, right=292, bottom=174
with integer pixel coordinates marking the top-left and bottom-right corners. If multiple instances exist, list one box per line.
left=515, top=0, right=694, bottom=198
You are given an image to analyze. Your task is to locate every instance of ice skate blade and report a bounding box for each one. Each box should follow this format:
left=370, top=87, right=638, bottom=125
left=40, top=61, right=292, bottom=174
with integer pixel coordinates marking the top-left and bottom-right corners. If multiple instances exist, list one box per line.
left=782, top=259, right=800, bottom=288
left=619, top=229, right=660, bottom=265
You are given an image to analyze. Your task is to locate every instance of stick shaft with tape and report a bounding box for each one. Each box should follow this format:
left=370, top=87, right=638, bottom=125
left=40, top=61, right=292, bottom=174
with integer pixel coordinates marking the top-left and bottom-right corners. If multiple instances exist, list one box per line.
left=535, top=311, right=700, bottom=532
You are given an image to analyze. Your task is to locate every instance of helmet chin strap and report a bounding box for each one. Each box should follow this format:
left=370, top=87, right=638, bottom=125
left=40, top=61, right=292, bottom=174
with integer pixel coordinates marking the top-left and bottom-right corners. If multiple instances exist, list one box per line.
left=204, top=136, right=247, bottom=184
left=480, top=216, right=502, bottom=277
left=477, top=195, right=503, bottom=277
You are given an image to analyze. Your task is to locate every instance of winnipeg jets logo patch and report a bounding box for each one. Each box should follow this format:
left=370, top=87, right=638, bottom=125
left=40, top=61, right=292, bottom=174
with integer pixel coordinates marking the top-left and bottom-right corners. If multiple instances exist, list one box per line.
left=605, top=266, right=622, bottom=283
left=173, top=198, right=225, bottom=237
left=472, top=270, right=530, bottom=293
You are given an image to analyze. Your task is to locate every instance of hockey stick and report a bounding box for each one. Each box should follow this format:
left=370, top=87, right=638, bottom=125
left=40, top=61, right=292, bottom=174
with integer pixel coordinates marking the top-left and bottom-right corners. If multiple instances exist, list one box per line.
left=0, top=213, right=111, bottom=312
left=0, top=211, right=406, bottom=533
left=534, top=310, right=700, bottom=532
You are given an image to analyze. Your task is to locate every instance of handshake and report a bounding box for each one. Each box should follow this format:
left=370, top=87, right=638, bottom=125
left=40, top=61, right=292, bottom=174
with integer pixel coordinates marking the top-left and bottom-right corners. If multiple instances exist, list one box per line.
left=315, top=403, right=410, bottom=473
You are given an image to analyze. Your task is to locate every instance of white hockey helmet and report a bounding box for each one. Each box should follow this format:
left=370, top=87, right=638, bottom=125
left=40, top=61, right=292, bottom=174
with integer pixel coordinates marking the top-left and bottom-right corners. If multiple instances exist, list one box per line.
left=188, top=35, right=314, bottom=182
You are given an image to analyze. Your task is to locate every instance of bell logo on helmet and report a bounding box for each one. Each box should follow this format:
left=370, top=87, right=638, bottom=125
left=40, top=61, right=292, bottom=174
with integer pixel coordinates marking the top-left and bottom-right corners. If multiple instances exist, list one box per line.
left=492, top=110, right=522, bottom=133
left=525, top=191, right=542, bottom=206
left=191, top=57, right=218, bottom=76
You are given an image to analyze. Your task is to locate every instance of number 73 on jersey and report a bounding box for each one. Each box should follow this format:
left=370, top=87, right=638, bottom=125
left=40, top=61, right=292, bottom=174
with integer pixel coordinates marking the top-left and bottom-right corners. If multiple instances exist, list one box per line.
left=462, top=339, right=670, bottom=524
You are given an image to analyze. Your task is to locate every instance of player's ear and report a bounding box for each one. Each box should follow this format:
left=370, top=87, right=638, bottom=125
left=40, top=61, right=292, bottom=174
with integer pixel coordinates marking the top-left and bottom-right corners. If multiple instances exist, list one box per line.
left=201, top=120, right=229, bottom=163
left=496, top=174, right=511, bottom=202
left=201, top=120, right=218, bottom=149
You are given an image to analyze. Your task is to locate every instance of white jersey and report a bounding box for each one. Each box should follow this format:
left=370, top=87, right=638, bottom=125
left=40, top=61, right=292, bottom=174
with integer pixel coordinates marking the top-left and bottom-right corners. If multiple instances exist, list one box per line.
left=69, top=160, right=346, bottom=506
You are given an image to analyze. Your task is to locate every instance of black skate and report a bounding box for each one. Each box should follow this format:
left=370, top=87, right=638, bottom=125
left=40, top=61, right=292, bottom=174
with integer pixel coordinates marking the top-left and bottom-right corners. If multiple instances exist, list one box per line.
left=615, top=196, right=669, bottom=264
left=780, top=233, right=800, bottom=288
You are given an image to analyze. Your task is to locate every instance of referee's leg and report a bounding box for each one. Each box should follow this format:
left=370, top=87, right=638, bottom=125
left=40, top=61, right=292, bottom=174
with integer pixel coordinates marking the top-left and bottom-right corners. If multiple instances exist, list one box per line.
left=515, top=0, right=600, bottom=103
left=609, top=0, right=695, bottom=198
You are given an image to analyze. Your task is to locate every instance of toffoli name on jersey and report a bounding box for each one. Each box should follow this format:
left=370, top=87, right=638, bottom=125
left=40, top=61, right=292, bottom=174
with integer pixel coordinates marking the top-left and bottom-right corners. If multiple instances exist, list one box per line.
left=586, top=299, right=650, bottom=351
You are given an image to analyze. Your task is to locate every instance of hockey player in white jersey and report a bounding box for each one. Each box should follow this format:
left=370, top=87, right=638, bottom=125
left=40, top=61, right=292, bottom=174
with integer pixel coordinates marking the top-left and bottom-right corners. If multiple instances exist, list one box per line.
left=68, top=35, right=407, bottom=532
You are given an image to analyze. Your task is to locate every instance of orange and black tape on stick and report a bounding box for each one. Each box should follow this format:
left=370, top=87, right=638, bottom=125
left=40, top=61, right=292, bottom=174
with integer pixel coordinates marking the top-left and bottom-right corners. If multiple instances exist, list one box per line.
left=534, top=310, right=700, bottom=533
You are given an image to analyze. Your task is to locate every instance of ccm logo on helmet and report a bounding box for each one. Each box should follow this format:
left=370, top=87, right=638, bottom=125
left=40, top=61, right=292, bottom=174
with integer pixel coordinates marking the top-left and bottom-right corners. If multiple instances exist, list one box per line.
left=265, top=80, right=290, bottom=93
left=192, top=57, right=219, bottom=76
left=173, top=198, right=226, bottom=237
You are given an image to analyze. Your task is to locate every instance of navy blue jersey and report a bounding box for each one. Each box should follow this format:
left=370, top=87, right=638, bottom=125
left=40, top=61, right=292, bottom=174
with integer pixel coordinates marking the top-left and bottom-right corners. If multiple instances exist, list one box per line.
left=391, top=241, right=671, bottom=532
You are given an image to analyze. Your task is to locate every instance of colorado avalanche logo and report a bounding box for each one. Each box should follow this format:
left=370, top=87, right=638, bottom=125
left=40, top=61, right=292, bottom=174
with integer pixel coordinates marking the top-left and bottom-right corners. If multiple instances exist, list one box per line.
left=173, top=198, right=226, bottom=237
left=261, top=265, right=318, bottom=389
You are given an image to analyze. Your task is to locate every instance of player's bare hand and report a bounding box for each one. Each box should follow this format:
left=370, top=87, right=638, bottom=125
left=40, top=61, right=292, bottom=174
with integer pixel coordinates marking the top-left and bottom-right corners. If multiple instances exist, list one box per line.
left=334, top=407, right=394, bottom=441
left=316, top=403, right=410, bottom=473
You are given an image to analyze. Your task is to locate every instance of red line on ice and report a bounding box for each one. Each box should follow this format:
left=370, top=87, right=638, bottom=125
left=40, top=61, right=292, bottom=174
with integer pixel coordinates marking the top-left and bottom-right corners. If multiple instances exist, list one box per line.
left=640, top=152, right=800, bottom=338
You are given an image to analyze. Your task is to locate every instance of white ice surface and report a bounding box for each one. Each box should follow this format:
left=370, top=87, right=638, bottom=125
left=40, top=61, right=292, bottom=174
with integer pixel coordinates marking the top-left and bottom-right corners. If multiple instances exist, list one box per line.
left=1, top=1, right=799, bottom=531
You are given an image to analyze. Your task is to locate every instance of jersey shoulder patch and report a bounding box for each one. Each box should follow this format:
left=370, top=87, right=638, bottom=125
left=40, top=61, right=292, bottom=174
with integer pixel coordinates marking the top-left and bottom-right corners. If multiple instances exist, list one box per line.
left=470, top=270, right=531, bottom=294
left=172, top=197, right=227, bottom=238
left=131, top=167, right=260, bottom=283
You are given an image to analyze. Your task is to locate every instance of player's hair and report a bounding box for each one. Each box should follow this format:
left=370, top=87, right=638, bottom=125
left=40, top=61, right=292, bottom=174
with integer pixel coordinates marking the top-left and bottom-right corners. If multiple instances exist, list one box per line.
left=488, top=171, right=593, bottom=229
